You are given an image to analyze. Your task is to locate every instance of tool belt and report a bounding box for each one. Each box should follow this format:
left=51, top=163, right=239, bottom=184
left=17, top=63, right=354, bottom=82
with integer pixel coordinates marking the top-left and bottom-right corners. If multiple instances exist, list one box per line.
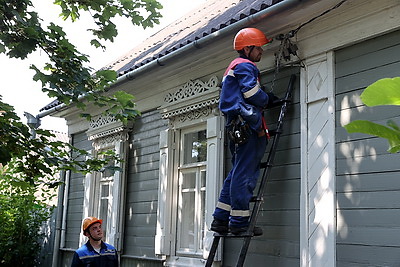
left=227, top=115, right=251, bottom=145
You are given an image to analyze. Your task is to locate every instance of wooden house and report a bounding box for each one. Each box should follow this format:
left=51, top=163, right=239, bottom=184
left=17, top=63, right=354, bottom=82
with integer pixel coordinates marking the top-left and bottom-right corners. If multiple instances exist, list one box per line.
left=46, top=0, right=400, bottom=266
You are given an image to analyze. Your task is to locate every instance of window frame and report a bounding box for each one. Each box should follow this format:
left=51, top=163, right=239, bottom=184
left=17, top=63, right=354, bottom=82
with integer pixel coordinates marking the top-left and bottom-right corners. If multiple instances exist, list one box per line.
left=156, top=116, right=225, bottom=265
left=81, top=131, right=128, bottom=250
left=176, top=126, right=207, bottom=257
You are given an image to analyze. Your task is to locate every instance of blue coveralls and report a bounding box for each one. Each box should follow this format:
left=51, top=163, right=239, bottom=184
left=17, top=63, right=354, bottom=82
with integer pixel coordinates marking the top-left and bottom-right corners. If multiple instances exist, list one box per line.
left=213, top=56, right=273, bottom=228
left=71, top=241, right=119, bottom=267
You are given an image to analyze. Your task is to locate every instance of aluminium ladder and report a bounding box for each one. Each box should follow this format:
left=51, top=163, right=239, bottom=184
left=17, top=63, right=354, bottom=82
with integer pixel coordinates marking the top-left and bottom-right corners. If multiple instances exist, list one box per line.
left=205, top=74, right=296, bottom=267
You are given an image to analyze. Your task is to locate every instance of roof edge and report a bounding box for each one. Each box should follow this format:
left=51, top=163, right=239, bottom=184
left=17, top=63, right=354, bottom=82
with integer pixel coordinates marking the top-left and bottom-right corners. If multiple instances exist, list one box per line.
left=109, top=0, right=305, bottom=88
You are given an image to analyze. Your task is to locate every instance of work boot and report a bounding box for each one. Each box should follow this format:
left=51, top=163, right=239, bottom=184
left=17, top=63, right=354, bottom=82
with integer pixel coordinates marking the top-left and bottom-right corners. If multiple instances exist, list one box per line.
left=230, top=225, right=263, bottom=236
left=210, top=218, right=229, bottom=234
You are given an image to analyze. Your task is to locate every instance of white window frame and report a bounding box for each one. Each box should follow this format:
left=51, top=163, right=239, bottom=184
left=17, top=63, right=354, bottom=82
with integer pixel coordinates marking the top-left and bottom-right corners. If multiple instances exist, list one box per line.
left=156, top=76, right=224, bottom=266
left=176, top=126, right=207, bottom=257
left=156, top=116, right=225, bottom=266
left=92, top=145, right=116, bottom=243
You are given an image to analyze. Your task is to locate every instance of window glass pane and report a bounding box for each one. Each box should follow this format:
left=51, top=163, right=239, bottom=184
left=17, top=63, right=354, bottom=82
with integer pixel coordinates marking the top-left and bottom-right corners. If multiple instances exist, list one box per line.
left=100, top=198, right=108, bottom=238
left=180, top=191, right=195, bottom=250
left=183, top=130, right=207, bottom=164
left=99, top=153, right=115, bottom=178
left=200, top=170, right=206, bottom=188
left=101, top=184, right=109, bottom=197
left=200, top=170, right=206, bottom=250
left=200, top=190, right=205, bottom=250
left=182, top=172, right=196, bottom=189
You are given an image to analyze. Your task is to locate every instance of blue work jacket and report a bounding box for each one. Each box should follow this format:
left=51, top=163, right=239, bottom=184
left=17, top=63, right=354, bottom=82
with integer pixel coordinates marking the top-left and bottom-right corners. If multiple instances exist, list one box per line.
left=71, top=241, right=118, bottom=267
left=219, top=57, right=272, bottom=130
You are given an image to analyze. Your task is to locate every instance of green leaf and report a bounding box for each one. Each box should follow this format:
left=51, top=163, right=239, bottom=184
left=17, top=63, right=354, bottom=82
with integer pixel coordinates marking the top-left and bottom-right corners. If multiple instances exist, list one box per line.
left=361, top=77, right=400, bottom=106
left=90, top=39, right=103, bottom=48
left=113, top=91, right=135, bottom=106
left=96, top=69, right=117, bottom=81
left=345, top=120, right=400, bottom=153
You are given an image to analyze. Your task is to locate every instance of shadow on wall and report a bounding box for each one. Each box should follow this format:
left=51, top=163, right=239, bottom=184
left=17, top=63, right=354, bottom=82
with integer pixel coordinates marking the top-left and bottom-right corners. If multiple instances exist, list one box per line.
left=336, top=88, right=400, bottom=265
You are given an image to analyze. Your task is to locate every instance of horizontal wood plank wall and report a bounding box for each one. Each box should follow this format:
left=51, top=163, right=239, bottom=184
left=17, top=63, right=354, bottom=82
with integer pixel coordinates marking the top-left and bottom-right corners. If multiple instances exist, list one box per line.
left=122, top=109, right=168, bottom=263
left=335, top=30, right=400, bottom=266
left=223, top=67, right=301, bottom=266
left=64, top=132, right=92, bottom=249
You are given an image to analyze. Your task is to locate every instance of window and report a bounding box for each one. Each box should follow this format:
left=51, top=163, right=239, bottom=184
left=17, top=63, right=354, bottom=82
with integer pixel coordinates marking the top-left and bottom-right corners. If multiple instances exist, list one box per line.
left=93, top=150, right=115, bottom=241
left=176, top=128, right=207, bottom=256
left=82, top=117, right=129, bottom=249
left=156, top=76, right=225, bottom=265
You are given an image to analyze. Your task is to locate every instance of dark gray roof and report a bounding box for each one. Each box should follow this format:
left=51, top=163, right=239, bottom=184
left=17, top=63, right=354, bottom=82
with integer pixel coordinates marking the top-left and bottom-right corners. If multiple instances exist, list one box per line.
left=107, top=0, right=283, bottom=75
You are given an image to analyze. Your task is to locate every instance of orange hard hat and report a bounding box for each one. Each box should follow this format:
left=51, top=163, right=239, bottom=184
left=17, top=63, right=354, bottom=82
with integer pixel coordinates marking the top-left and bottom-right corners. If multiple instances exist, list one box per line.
left=233, top=28, right=270, bottom=51
left=82, top=216, right=103, bottom=232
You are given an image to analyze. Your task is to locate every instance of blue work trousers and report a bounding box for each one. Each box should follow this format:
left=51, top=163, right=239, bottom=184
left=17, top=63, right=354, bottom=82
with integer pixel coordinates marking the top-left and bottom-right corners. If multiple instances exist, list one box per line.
left=213, top=128, right=267, bottom=228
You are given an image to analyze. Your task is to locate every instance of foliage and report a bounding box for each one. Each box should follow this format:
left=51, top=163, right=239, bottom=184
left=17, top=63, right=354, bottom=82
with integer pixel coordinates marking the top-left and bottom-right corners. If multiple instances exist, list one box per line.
left=0, top=0, right=162, bottom=123
left=344, top=77, right=400, bottom=153
left=0, top=169, right=51, bottom=266
left=0, top=98, right=121, bottom=174
left=0, top=1, right=163, bottom=264
left=0, top=96, right=122, bottom=265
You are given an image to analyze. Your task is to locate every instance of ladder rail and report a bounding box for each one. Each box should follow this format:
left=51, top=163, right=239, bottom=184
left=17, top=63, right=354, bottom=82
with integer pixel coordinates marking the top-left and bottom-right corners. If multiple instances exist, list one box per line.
left=206, top=74, right=296, bottom=267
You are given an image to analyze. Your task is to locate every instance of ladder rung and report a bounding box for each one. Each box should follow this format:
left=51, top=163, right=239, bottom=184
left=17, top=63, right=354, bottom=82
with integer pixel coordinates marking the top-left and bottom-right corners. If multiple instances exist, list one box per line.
left=250, top=196, right=263, bottom=202
left=267, top=129, right=284, bottom=138
left=260, top=162, right=273, bottom=169
left=213, top=232, right=254, bottom=238
left=268, top=129, right=277, bottom=137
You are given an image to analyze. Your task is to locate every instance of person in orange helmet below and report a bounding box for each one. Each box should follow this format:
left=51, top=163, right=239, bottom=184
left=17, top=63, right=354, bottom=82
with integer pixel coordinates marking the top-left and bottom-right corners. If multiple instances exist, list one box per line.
left=211, top=28, right=281, bottom=236
left=71, top=217, right=119, bottom=267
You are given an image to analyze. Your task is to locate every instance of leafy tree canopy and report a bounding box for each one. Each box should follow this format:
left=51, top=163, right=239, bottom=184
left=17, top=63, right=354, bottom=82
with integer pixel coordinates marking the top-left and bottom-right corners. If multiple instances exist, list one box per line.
left=0, top=2, right=162, bottom=263
left=0, top=0, right=162, bottom=123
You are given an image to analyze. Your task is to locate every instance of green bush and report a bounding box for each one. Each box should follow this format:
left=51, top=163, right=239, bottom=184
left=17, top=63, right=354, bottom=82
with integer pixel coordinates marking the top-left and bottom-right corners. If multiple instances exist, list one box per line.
left=0, top=167, right=52, bottom=267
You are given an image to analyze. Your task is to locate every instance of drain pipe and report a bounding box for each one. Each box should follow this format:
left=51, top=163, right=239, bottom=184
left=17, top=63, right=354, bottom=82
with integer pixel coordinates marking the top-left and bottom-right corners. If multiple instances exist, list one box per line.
left=51, top=169, right=66, bottom=267
left=36, top=0, right=305, bottom=119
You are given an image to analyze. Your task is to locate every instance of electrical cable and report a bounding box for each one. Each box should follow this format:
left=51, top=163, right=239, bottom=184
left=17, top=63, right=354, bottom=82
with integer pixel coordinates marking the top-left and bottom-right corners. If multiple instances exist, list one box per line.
left=292, top=0, right=349, bottom=36
left=269, top=0, right=349, bottom=92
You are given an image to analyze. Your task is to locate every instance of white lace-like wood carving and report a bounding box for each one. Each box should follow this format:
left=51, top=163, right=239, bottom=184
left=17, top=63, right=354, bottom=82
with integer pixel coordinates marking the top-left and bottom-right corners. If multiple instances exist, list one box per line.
left=176, top=106, right=213, bottom=122
left=89, top=114, right=117, bottom=129
left=87, top=114, right=129, bottom=149
left=92, top=132, right=128, bottom=150
left=164, top=76, right=218, bottom=103
left=160, top=76, right=220, bottom=121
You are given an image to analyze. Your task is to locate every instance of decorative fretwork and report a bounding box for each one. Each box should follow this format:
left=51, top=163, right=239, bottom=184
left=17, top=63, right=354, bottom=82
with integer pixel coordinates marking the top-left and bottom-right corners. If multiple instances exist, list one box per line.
left=159, top=76, right=220, bottom=123
left=164, top=76, right=219, bottom=104
left=176, top=106, right=213, bottom=122
left=89, top=114, right=117, bottom=130
left=87, top=114, right=131, bottom=148
left=88, top=126, right=125, bottom=141
left=92, top=132, right=128, bottom=150
left=161, top=98, right=219, bottom=120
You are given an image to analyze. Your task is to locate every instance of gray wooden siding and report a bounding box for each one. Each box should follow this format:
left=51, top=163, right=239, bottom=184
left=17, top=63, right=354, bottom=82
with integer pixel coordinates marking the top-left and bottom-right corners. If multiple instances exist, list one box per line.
left=335, top=30, right=400, bottom=266
left=222, top=67, right=301, bottom=267
left=64, top=132, right=92, bottom=249
left=122, top=109, right=168, bottom=263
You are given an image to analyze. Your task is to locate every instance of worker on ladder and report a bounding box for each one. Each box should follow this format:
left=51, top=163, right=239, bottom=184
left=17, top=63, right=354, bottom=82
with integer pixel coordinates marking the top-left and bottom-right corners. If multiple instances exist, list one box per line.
left=211, top=28, right=278, bottom=236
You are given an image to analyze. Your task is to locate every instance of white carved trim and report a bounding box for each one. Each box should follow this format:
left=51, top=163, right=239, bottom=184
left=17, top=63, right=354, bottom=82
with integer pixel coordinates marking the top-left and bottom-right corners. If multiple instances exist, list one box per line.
left=92, top=132, right=128, bottom=150
left=164, top=76, right=219, bottom=104
left=86, top=114, right=130, bottom=146
left=88, top=127, right=125, bottom=141
left=159, top=76, right=220, bottom=122
left=89, top=114, right=118, bottom=129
